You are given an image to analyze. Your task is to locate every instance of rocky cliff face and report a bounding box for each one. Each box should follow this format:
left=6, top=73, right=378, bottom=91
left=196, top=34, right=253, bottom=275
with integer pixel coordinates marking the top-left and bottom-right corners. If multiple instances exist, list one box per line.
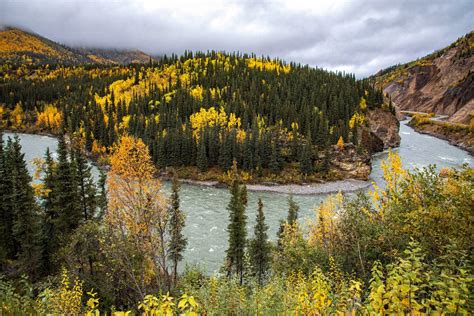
left=367, top=108, right=401, bottom=148
left=328, top=143, right=372, bottom=180
left=359, top=108, right=401, bottom=153
left=376, top=31, right=473, bottom=125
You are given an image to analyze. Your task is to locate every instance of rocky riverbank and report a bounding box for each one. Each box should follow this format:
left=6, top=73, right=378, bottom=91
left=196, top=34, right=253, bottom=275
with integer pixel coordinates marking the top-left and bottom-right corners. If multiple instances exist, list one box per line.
left=407, top=118, right=474, bottom=155
left=176, top=177, right=372, bottom=195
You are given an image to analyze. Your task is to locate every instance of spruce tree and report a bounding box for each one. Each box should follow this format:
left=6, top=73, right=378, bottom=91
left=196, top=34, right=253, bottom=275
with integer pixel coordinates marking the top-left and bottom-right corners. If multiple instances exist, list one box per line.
left=55, top=134, right=81, bottom=239
left=197, top=137, right=208, bottom=172
left=168, top=171, right=187, bottom=286
left=0, top=132, right=14, bottom=262
left=225, top=162, right=247, bottom=284
left=269, top=140, right=282, bottom=174
left=249, top=199, right=270, bottom=284
left=277, top=194, right=300, bottom=246
left=5, top=136, right=43, bottom=278
left=96, top=169, right=107, bottom=218
left=73, top=148, right=97, bottom=221
left=287, top=194, right=299, bottom=225
left=41, top=148, right=59, bottom=274
left=299, top=142, right=313, bottom=175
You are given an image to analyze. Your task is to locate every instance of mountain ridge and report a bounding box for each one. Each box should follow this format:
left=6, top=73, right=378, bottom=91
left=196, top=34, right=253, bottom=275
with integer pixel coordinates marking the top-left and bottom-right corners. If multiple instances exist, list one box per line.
left=375, top=31, right=474, bottom=125
left=0, top=27, right=154, bottom=65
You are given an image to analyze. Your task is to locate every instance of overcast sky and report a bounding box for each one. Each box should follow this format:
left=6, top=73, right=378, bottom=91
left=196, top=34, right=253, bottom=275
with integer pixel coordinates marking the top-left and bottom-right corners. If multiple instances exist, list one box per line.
left=2, top=0, right=473, bottom=77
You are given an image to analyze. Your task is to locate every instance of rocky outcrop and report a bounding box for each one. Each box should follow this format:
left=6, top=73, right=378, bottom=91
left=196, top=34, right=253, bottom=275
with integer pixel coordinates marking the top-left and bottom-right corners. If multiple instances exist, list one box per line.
left=328, top=143, right=372, bottom=180
left=366, top=108, right=401, bottom=149
left=359, top=108, right=401, bottom=153
left=377, top=31, right=474, bottom=125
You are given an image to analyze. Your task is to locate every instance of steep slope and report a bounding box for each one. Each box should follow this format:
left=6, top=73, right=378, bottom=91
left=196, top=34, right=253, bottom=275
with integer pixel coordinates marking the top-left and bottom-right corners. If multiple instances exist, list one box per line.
left=376, top=31, right=474, bottom=125
left=0, top=27, right=153, bottom=65
left=0, top=27, right=90, bottom=64
left=79, top=48, right=152, bottom=64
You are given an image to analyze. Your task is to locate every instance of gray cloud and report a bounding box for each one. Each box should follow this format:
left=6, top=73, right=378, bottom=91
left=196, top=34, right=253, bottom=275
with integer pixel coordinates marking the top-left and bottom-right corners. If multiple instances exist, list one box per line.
left=1, top=0, right=472, bottom=77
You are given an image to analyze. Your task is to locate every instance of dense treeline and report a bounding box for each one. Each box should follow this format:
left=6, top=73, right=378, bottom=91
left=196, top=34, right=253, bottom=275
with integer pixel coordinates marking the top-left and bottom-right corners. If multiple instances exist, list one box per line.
left=0, top=131, right=106, bottom=279
left=1, top=52, right=385, bottom=180
left=0, top=133, right=472, bottom=314
left=0, top=133, right=189, bottom=309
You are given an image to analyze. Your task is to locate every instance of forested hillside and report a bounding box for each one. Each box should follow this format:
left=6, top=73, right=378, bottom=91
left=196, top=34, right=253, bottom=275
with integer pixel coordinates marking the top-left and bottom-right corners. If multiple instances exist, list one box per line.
left=1, top=51, right=390, bottom=182
left=0, top=28, right=153, bottom=65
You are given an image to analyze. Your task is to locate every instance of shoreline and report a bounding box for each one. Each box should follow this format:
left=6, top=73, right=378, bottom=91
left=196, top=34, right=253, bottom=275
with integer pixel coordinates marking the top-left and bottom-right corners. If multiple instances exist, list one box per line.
left=4, top=129, right=374, bottom=195
left=172, top=177, right=373, bottom=195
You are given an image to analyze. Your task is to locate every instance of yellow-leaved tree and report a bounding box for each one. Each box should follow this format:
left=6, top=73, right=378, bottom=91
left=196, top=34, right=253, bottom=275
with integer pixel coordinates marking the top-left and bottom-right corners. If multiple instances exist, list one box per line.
left=105, top=134, right=170, bottom=300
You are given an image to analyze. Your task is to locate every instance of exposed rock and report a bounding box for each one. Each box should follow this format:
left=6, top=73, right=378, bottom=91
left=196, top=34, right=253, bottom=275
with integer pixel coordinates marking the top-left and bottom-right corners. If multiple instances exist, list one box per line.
left=328, top=143, right=372, bottom=180
left=377, top=31, right=474, bottom=125
left=360, top=107, right=401, bottom=153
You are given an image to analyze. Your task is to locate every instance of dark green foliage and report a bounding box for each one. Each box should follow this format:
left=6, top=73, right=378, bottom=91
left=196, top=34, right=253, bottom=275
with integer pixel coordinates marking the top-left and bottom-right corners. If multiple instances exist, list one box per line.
left=197, top=138, right=208, bottom=172
left=287, top=194, right=299, bottom=225
left=299, top=141, right=313, bottom=175
left=277, top=194, right=300, bottom=246
left=2, top=137, right=42, bottom=278
left=168, top=172, right=187, bottom=286
left=225, top=165, right=247, bottom=284
left=41, top=147, right=59, bottom=274
left=0, top=132, right=13, bottom=263
left=54, top=134, right=81, bottom=237
left=249, top=199, right=271, bottom=284
left=96, top=169, right=107, bottom=217
left=73, top=148, right=97, bottom=221
left=0, top=52, right=385, bottom=177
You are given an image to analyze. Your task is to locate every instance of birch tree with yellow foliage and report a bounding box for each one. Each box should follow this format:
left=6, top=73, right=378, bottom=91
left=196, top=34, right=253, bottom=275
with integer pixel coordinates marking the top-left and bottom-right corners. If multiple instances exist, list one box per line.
left=105, top=134, right=170, bottom=300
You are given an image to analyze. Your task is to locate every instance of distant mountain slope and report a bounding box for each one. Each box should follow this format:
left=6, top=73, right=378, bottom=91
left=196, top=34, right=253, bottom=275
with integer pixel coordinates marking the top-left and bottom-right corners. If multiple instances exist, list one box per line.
left=375, top=31, right=473, bottom=125
left=77, top=47, right=152, bottom=64
left=0, top=27, right=153, bottom=65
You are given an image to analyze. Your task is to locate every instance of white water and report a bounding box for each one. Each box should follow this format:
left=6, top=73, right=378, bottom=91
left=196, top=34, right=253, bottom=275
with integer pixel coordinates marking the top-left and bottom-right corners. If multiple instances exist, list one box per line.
left=3, top=120, right=473, bottom=273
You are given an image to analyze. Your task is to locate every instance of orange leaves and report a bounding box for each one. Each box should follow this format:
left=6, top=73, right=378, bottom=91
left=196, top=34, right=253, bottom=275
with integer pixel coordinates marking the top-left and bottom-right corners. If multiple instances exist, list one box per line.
left=336, top=136, right=344, bottom=150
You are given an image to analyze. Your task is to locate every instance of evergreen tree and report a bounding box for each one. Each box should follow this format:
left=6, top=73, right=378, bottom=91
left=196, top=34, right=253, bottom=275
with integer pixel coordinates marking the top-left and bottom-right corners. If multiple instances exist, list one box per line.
left=225, top=162, right=247, bottom=284
left=41, top=148, right=59, bottom=274
left=73, top=148, right=97, bottom=221
left=97, top=169, right=107, bottom=218
left=5, top=136, right=43, bottom=278
left=218, top=133, right=232, bottom=171
left=277, top=194, right=300, bottom=246
left=0, top=133, right=14, bottom=262
left=197, top=137, right=208, bottom=172
left=287, top=194, right=299, bottom=225
left=249, top=199, right=270, bottom=284
left=54, top=134, right=81, bottom=240
left=299, top=141, right=313, bottom=175
left=269, top=140, right=282, bottom=174
left=168, top=171, right=187, bottom=286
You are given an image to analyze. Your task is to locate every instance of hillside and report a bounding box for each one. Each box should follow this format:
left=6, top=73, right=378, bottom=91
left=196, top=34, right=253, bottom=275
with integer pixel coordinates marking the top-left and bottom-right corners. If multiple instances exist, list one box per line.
left=0, top=49, right=399, bottom=183
left=375, top=31, right=474, bottom=125
left=0, top=27, right=153, bottom=65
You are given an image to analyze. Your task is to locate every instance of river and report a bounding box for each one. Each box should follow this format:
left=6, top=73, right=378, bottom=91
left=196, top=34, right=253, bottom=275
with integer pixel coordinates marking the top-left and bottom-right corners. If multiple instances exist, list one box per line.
left=3, top=120, right=473, bottom=273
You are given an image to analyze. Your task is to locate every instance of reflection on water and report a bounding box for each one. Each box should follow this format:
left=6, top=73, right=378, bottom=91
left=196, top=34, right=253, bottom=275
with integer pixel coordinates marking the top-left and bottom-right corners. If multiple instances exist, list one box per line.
left=3, top=120, right=473, bottom=273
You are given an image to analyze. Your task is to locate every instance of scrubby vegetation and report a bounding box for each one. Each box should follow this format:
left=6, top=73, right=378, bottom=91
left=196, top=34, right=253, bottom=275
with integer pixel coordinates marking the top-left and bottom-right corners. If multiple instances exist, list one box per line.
left=1, top=131, right=472, bottom=314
